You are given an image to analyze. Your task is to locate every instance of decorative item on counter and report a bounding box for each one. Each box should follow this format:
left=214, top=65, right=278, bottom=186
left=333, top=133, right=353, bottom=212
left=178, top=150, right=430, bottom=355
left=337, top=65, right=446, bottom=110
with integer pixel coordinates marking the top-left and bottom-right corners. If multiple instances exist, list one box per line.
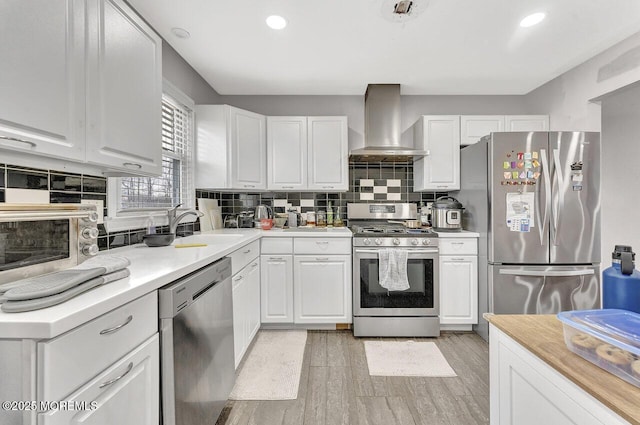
left=316, top=210, right=326, bottom=227
left=334, top=213, right=344, bottom=227
left=300, top=212, right=307, bottom=226
left=273, top=214, right=288, bottom=228
left=327, top=201, right=334, bottom=226
left=287, top=209, right=298, bottom=228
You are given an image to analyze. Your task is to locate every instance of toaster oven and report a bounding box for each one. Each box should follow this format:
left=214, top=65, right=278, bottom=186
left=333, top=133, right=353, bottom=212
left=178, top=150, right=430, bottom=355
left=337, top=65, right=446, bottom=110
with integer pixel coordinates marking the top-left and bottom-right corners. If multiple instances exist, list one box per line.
left=0, top=204, right=100, bottom=285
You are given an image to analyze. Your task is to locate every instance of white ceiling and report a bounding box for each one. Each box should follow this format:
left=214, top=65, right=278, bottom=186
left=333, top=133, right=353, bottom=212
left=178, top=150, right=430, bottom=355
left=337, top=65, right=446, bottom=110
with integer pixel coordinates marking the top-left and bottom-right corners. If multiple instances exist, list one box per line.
left=128, top=0, right=640, bottom=95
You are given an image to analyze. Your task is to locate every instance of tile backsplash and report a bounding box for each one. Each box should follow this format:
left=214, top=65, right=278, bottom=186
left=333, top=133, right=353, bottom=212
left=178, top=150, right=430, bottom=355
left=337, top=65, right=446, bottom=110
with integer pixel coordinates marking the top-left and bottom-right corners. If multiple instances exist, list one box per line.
left=0, top=160, right=449, bottom=250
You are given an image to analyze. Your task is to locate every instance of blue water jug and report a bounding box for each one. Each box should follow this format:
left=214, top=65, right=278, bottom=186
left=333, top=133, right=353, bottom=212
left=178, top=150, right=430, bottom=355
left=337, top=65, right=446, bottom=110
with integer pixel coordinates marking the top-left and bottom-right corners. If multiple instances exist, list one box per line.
left=603, top=245, right=640, bottom=314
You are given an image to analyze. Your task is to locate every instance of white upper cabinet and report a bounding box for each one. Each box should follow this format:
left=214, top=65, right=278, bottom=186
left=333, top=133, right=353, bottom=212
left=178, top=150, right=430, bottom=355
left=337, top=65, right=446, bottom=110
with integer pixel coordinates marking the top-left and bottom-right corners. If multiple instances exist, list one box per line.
left=0, top=0, right=85, bottom=162
left=413, top=115, right=461, bottom=191
left=267, top=117, right=307, bottom=190
left=85, top=0, right=163, bottom=176
left=196, top=105, right=267, bottom=190
left=266, top=116, right=348, bottom=191
left=307, top=117, right=349, bottom=191
left=460, top=116, right=505, bottom=146
left=505, top=115, right=549, bottom=132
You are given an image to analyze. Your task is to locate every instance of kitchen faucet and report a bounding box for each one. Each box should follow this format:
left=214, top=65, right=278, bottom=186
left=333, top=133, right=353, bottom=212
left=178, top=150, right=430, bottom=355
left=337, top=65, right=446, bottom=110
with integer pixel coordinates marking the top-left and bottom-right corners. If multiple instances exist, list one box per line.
left=168, top=204, right=203, bottom=235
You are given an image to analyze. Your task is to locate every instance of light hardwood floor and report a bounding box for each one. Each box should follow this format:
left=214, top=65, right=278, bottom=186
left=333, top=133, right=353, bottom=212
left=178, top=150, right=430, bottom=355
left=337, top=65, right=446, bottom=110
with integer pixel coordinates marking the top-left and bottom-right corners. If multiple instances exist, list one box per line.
left=217, top=331, right=489, bottom=425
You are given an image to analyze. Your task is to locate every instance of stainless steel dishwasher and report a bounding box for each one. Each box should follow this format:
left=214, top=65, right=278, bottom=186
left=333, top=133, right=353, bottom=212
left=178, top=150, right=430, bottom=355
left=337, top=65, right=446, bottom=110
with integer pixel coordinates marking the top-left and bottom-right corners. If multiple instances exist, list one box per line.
left=159, top=257, right=234, bottom=425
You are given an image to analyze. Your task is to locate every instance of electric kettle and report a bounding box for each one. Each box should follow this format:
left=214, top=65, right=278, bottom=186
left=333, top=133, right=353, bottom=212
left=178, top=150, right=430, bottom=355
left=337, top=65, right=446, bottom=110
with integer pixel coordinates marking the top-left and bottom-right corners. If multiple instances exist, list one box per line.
left=254, top=205, right=273, bottom=220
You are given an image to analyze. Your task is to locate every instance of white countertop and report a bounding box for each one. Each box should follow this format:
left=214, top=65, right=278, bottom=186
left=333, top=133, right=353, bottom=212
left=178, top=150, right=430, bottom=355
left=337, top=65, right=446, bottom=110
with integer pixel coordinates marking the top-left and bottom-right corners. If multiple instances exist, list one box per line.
left=435, top=230, right=480, bottom=237
left=0, top=228, right=352, bottom=340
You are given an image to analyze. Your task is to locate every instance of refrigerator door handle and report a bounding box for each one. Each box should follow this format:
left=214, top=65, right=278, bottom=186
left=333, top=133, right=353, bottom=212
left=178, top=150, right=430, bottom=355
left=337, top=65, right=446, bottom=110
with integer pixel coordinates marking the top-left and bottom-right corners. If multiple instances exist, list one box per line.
left=540, top=149, right=551, bottom=246
left=552, top=148, right=565, bottom=246
left=499, top=269, right=595, bottom=277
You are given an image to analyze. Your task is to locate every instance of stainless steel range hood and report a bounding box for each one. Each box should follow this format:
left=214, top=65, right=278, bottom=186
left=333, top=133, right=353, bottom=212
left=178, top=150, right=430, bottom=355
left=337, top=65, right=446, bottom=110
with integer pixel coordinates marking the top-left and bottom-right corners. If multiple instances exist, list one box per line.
left=349, top=84, right=427, bottom=162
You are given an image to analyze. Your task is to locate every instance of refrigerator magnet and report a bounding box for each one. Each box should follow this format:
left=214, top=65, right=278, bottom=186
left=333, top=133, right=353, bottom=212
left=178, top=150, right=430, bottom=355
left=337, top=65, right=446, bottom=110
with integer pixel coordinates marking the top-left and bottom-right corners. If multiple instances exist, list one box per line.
left=525, top=160, right=532, bottom=169
left=533, top=171, right=541, bottom=179
left=512, top=171, right=519, bottom=179
left=532, top=151, right=539, bottom=159
left=517, top=153, right=524, bottom=160
left=519, top=171, right=527, bottom=179
left=503, top=172, right=511, bottom=179
left=527, top=171, right=534, bottom=178
left=503, top=161, right=510, bottom=169
left=511, top=161, right=517, bottom=169
left=517, top=161, right=524, bottom=168
left=532, top=159, right=540, bottom=168
left=524, top=152, right=532, bottom=160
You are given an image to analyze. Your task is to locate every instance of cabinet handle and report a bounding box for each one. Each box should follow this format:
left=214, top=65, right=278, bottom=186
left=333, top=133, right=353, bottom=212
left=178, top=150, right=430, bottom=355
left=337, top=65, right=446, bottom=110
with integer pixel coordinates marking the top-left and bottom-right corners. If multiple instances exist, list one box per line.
left=315, top=241, right=329, bottom=245
left=282, top=186, right=294, bottom=189
left=243, top=249, right=251, bottom=254
left=322, top=186, right=334, bottom=189
left=99, top=315, right=133, bottom=335
left=0, top=136, right=37, bottom=148
left=123, top=162, right=142, bottom=169
left=451, top=257, right=465, bottom=261
left=234, top=275, right=244, bottom=281
left=251, top=262, right=258, bottom=268
left=436, top=185, right=449, bottom=188
left=315, top=257, right=329, bottom=261
left=99, top=362, right=133, bottom=389
left=451, top=242, right=464, bottom=245
left=243, top=185, right=256, bottom=188
left=269, top=257, right=284, bottom=260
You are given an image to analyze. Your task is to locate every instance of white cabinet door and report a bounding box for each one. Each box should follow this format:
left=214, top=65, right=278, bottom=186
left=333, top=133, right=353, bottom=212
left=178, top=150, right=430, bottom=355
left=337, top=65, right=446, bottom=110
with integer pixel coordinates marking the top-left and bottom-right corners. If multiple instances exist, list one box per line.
left=230, top=107, right=267, bottom=190
left=39, top=334, right=159, bottom=425
left=0, top=0, right=85, bottom=162
left=232, top=270, right=247, bottom=368
left=293, top=255, right=351, bottom=324
left=85, top=0, right=162, bottom=176
left=439, top=255, right=478, bottom=324
left=260, top=255, right=294, bottom=323
left=413, top=116, right=460, bottom=191
left=267, top=117, right=307, bottom=190
left=307, top=117, right=349, bottom=191
left=460, top=115, right=505, bottom=146
left=505, top=115, right=549, bottom=132
left=246, top=260, right=261, bottom=344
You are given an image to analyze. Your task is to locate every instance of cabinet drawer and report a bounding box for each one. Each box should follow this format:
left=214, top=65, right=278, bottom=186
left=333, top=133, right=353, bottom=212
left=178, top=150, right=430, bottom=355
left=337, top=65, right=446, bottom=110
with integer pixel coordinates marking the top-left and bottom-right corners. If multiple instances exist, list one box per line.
left=261, top=237, right=293, bottom=254
left=38, top=291, right=158, bottom=402
left=229, top=240, right=260, bottom=274
left=39, top=334, right=159, bottom=425
left=439, top=238, right=477, bottom=255
left=294, top=238, right=351, bottom=255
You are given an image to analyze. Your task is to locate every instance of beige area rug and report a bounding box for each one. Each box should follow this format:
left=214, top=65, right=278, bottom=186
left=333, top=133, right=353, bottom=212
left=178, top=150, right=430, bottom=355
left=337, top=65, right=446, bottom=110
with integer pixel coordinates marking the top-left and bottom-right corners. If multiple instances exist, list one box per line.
left=364, top=340, right=457, bottom=377
left=230, top=330, right=307, bottom=400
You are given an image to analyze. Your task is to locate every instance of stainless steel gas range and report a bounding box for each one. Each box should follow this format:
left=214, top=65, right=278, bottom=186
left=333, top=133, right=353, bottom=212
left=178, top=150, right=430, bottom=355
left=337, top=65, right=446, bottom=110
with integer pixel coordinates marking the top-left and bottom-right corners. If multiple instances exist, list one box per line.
left=348, top=203, right=440, bottom=337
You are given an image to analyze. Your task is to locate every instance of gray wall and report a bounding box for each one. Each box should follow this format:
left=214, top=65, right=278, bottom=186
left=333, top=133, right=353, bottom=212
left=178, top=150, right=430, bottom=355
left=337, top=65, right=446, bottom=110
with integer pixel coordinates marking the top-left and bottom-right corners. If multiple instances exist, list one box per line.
left=600, top=82, right=640, bottom=266
left=162, top=42, right=222, bottom=104
left=525, top=30, right=640, bottom=132
left=220, top=94, right=529, bottom=150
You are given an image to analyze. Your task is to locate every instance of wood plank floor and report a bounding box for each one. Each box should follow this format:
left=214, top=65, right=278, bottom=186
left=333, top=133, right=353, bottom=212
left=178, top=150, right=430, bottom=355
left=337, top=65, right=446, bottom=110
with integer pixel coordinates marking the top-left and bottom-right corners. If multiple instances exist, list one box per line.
left=216, top=331, right=489, bottom=425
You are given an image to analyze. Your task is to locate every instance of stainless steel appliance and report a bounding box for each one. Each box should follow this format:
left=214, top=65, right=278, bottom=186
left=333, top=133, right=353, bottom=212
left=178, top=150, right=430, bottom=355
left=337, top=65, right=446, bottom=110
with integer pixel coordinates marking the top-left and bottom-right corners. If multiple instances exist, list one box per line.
left=456, top=131, right=601, bottom=340
left=0, top=204, right=99, bottom=285
left=237, top=211, right=254, bottom=228
left=348, top=203, right=440, bottom=337
left=431, top=196, right=464, bottom=231
left=159, top=257, right=235, bottom=425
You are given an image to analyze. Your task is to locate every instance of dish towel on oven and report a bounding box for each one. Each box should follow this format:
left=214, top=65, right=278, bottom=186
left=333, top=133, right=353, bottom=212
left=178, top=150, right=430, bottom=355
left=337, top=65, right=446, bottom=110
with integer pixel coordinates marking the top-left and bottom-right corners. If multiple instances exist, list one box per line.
left=378, top=248, right=410, bottom=291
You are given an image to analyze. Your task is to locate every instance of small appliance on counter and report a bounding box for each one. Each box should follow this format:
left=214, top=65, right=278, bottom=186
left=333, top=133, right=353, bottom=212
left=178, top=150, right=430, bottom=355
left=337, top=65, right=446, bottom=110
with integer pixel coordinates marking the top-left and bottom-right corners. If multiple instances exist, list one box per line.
left=431, top=196, right=464, bottom=231
left=254, top=205, right=273, bottom=228
left=237, top=211, right=255, bottom=228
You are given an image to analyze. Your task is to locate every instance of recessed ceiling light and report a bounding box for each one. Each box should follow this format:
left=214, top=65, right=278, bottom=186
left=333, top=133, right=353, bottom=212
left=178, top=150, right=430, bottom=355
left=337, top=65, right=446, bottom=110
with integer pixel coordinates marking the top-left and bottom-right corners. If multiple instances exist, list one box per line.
left=171, top=27, right=191, bottom=39
left=519, top=12, right=545, bottom=28
left=266, top=15, right=287, bottom=30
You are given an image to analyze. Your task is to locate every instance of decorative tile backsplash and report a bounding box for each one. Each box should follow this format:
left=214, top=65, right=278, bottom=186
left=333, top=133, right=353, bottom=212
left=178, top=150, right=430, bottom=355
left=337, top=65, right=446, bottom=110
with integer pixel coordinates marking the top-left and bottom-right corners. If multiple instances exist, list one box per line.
left=0, top=160, right=450, bottom=250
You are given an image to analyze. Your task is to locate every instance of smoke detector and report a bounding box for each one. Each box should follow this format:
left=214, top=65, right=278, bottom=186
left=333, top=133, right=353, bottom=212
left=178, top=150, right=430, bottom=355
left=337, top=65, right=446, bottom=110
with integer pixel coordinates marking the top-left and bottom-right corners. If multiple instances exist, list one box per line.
left=381, top=0, right=428, bottom=23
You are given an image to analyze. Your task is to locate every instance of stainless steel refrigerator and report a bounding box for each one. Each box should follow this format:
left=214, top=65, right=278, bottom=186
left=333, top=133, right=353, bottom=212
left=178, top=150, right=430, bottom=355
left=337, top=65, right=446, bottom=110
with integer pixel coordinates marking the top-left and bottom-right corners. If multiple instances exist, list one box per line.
left=456, top=132, right=600, bottom=340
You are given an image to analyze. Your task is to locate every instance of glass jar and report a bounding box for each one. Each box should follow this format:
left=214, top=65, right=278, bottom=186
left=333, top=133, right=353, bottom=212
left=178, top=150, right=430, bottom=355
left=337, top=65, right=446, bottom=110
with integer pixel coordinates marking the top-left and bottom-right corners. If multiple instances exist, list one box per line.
left=316, top=210, right=326, bottom=227
left=307, top=211, right=316, bottom=226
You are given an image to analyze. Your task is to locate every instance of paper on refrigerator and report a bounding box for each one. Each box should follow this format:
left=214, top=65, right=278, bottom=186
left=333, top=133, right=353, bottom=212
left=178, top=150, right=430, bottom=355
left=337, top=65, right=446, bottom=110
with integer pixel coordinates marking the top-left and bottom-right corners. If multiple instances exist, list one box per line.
left=506, top=192, right=535, bottom=232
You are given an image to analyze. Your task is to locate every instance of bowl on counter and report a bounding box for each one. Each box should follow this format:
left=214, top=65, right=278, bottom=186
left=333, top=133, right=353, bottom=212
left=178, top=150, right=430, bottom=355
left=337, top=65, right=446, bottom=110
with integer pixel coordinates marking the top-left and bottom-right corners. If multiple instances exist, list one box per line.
left=143, top=233, right=175, bottom=247
left=273, top=217, right=287, bottom=228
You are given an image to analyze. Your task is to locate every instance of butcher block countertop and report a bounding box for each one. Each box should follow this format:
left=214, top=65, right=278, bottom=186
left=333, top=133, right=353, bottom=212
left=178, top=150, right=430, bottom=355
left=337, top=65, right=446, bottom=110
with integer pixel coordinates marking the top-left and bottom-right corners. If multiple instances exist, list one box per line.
left=487, top=314, right=640, bottom=425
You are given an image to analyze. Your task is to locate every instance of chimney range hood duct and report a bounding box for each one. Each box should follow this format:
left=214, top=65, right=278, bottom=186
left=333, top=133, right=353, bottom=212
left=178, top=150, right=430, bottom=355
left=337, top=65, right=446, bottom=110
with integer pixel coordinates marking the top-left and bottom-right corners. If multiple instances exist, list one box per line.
left=349, top=84, right=427, bottom=161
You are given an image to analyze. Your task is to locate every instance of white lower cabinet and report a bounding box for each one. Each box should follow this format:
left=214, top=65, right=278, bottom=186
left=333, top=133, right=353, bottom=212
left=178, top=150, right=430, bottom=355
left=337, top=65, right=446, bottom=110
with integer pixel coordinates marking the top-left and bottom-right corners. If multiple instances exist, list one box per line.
left=38, top=334, right=159, bottom=425
left=293, top=255, right=351, bottom=324
left=490, top=326, right=629, bottom=425
left=260, top=255, right=294, bottom=323
left=231, top=247, right=261, bottom=368
left=438, top=237, right=478, bottom=327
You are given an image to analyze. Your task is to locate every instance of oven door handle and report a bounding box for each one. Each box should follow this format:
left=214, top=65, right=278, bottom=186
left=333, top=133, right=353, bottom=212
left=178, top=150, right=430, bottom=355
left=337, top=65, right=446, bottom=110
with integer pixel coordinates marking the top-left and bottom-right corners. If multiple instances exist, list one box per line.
left=354, top=249, right=439, bottom=254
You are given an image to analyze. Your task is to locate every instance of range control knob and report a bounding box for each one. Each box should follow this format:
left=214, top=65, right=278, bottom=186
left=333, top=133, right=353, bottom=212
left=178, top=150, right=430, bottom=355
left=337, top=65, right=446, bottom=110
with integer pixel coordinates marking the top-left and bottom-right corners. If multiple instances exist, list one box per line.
left=363, top=238, right=372, bottom=246
left=393, top=238, right=400, bottom=246
left=82, top=244, right=99, bottom=256
left=83, top=212, right=99, bottom=223
left=422, top=239, right=432, bottom=245
left=82, top=227, right=100, bottom=239
left=411, top=239, right=419, bottom=246
left=375, top=238, right=382, bottom=246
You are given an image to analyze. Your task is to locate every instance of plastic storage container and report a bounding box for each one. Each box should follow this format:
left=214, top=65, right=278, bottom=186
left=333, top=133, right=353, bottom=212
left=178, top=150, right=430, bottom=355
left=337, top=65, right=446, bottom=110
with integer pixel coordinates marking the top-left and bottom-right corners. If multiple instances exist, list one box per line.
left=557, top=309, right=640, bottom=388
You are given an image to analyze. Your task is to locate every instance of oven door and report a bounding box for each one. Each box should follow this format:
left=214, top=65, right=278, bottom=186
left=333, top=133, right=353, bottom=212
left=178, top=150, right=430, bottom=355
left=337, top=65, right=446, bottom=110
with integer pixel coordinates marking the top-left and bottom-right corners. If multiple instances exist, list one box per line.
left=353, top=248, right=439, bottom=316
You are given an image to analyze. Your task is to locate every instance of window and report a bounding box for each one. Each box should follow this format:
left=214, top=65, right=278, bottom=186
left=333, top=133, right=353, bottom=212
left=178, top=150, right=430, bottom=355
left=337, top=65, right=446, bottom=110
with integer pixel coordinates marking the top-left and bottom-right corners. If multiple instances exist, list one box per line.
left=105, top=81, right=195, bottom=232
left=119, top=94, right=194, bottom=210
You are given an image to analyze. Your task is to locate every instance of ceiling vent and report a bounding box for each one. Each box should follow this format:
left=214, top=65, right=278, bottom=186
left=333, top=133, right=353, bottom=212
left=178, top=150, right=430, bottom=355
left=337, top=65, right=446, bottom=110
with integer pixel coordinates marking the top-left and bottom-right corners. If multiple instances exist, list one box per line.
left=393, top=1, right=413, bottom=15
left=381, top=0, right=427, bottom=23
